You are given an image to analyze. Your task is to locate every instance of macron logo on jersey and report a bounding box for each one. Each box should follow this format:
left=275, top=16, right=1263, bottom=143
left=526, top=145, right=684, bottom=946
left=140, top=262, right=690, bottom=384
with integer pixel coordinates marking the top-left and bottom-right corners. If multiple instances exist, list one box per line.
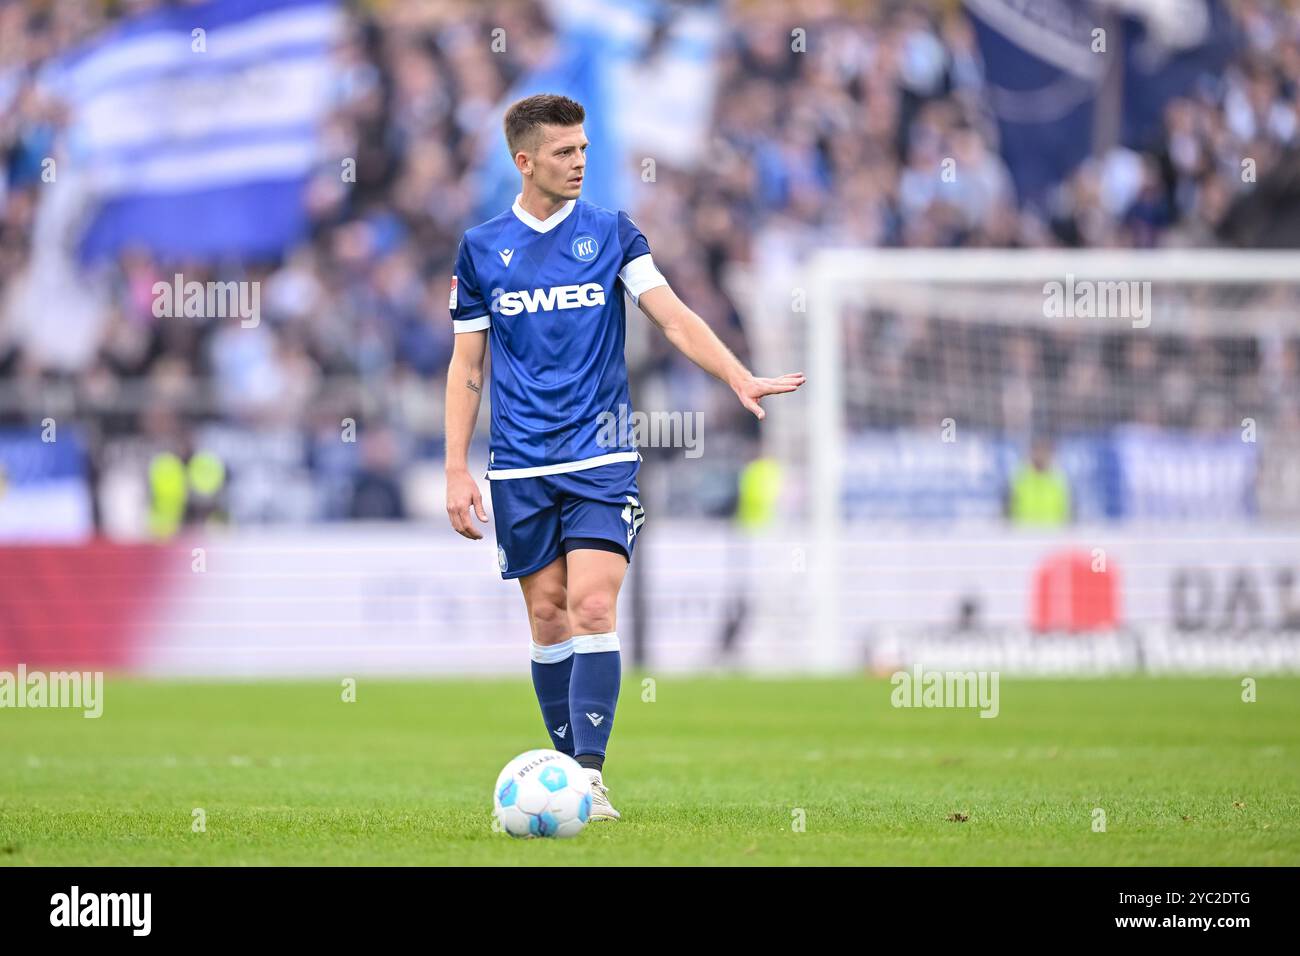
left=496, top=283, right=606, bottom=317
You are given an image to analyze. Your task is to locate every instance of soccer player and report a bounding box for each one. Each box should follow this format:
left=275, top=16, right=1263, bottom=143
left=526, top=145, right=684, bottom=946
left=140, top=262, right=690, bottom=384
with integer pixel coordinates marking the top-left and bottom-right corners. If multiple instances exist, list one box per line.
left=444, top=93, right=804, bottom=821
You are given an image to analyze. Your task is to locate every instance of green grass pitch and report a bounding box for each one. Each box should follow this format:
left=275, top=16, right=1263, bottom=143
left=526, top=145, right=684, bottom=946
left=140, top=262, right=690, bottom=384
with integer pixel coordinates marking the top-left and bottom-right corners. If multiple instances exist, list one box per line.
left=1, top=676, right=1297, bottom=865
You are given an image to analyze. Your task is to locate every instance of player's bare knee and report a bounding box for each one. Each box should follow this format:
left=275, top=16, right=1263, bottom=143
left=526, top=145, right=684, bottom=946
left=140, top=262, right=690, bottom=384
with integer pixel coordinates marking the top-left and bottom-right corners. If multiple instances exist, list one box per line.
left=528, top=596, right=569, bottom=644
left=568, top=591, right=616, bottom=634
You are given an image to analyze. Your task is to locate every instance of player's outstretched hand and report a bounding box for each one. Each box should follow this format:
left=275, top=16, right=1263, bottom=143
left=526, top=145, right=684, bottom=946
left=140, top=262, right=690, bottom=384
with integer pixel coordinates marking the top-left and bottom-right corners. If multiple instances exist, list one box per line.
left=732, top=372, right=806, bottom=421
left=446, top=468, right=489, bottom=540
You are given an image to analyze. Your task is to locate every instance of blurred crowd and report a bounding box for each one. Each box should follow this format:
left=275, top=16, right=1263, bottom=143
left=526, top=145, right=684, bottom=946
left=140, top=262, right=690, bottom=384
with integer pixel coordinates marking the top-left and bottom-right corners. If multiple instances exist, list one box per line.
left=1, top=0, right=1299, bottom=531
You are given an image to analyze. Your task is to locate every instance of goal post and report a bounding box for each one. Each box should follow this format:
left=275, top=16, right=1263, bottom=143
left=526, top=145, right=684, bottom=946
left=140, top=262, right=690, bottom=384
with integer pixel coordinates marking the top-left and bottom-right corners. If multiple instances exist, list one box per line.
left=790, top=248, right=1300, bottom=673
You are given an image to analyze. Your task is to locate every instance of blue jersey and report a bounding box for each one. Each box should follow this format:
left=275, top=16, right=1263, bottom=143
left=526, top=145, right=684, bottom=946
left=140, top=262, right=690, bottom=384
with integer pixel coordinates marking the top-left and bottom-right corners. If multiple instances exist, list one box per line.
left=449, top=196, right=667, bottom=480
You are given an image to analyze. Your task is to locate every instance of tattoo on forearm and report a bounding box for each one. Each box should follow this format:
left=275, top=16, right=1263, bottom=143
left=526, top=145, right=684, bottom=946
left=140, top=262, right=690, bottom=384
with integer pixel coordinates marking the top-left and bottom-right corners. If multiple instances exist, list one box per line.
left=466, top=378, right=481, bottom=394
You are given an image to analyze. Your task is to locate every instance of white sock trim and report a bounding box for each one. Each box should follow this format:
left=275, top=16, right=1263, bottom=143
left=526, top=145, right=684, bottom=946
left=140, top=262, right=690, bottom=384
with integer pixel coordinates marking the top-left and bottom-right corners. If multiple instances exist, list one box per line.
left=572, top=631, right=620, bottom=654
left=531, top=638, right=574, bottom=664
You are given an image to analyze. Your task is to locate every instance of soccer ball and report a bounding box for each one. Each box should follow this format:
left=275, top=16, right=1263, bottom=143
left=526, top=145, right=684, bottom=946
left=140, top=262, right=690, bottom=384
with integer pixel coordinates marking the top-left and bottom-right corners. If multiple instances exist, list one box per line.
left=492, top=749, right=592, bottom=839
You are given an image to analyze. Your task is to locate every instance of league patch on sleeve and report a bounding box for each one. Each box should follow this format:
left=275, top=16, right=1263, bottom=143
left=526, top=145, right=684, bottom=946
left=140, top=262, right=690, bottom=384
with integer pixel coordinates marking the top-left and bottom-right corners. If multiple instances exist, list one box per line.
left=449, top=275, right=458, bottom=311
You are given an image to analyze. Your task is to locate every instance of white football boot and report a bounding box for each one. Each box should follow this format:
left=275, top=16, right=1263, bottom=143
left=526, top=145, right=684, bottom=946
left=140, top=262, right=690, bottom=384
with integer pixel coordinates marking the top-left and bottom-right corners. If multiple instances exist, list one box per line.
left=585, top=769, right=621, bottom=821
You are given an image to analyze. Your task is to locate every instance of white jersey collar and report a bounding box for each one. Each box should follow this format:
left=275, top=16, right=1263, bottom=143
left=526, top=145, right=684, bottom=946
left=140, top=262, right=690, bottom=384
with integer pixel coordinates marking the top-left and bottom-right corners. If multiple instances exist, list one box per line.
left=512, top=194, right=576, bottom=233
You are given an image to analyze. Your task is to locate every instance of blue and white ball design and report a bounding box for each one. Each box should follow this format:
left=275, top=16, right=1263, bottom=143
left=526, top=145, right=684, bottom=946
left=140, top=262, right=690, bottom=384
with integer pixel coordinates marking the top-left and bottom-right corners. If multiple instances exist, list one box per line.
left=493, top=749, right=592, bottom=839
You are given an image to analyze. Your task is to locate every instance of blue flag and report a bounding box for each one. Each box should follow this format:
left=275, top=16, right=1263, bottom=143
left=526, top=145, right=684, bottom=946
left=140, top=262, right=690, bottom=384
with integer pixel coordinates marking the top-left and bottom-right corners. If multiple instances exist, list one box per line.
left=48, top=0, right=342, bottom=263
left=965, top=0, right=1236, bottom=206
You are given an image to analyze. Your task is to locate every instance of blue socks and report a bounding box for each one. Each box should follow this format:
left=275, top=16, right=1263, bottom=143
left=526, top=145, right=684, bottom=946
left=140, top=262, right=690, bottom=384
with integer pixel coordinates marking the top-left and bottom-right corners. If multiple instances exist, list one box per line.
left=531, top=632, right=622, bottom=766
left=569, top=632, right=621, bottom=764
left=530, top=638, right=575, bottom=756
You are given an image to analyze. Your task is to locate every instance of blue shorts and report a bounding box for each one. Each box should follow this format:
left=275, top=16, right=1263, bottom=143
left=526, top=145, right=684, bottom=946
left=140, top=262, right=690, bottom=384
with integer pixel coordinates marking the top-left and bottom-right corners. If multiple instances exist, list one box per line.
left=488, top=460, right=645, bottom=580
